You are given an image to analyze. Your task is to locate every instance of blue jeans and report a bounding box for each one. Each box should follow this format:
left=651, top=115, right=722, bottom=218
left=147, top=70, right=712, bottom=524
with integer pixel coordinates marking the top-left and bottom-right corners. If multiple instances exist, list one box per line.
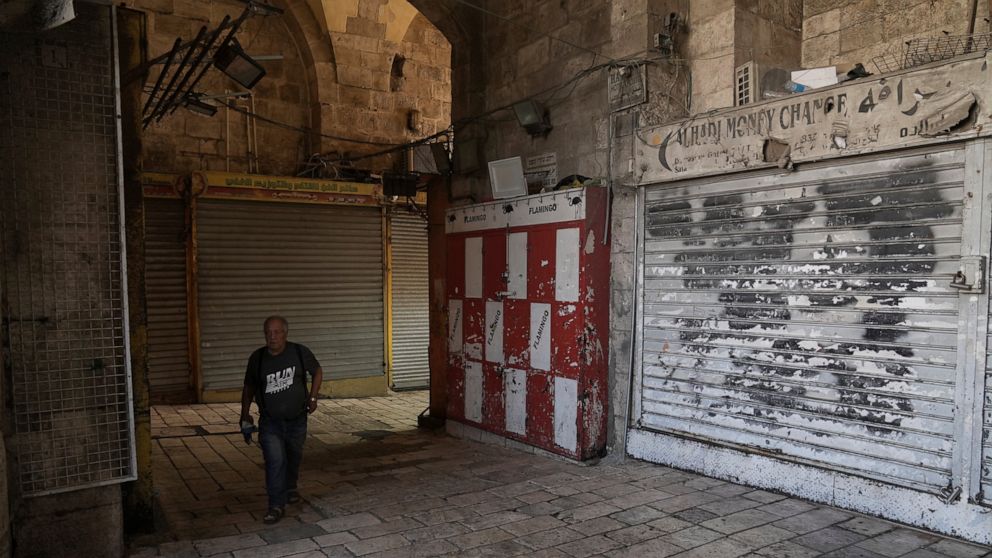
left=259, top=414, right=307, bottom=509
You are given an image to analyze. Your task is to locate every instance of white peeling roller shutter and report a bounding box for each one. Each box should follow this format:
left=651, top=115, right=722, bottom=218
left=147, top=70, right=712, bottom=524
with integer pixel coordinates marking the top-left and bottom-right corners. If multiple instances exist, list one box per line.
left=390, top=209, right=430, bottom=390
left=145, top=198, right=191, bottom=400
left=985, top=321, right=992, bottom=504
left=198, top=199, right=384, bottom=391
left=638, top=147, right=965, bottom=494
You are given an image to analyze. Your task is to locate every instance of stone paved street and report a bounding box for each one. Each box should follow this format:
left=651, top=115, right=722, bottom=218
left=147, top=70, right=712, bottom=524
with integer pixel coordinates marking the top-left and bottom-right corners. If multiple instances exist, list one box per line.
left=129, top=392, right=992, bottom=558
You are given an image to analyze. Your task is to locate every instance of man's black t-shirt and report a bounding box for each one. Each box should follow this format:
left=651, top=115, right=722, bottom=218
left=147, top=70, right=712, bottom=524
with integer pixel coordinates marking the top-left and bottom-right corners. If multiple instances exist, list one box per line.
left=244, top=342, right=320, bottom=420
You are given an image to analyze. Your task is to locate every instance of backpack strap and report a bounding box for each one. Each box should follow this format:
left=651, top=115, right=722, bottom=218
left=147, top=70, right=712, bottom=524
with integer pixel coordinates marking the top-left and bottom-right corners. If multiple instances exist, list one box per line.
left=250, top=348, right=266, bottom=413
left=294, top=343, right=308, bottom=398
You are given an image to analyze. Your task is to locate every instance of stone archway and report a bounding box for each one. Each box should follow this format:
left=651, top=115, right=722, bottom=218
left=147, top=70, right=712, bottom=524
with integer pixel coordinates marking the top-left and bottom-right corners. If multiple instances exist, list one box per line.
left=274, top=0, right=337, bottom=155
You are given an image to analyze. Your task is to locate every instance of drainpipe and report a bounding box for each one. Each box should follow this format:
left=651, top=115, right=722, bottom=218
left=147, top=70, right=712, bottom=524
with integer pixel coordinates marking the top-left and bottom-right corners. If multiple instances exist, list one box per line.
left=967, top=0, right=980, bottom=51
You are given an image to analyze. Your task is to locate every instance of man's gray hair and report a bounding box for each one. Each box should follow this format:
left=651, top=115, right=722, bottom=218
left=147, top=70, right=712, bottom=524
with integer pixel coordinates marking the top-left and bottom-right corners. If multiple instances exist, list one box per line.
left=263, top=315, right=289, bottom=331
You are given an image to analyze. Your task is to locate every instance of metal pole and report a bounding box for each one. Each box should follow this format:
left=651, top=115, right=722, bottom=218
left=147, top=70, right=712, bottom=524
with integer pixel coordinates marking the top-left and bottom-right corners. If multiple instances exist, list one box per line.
left=111, top=3, right=138, bottom=483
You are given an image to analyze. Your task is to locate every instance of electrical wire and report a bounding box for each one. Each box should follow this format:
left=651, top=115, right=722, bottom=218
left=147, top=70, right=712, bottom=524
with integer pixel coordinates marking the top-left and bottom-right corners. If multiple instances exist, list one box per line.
left=306, top=48, right=743, bottom=166
left=220, top=101, right=399, bottom=146
left=164, top=20, right=741, bottom=171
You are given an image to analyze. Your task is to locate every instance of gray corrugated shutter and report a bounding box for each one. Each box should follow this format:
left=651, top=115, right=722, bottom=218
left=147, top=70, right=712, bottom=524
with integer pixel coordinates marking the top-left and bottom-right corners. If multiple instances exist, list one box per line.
left=145, top=198, right=191, bottom=401
left=197, top=199, right=384, bottom=391
left=638, top=147, right=965, bottom=494
left=390, top=209, right=429, bottom=390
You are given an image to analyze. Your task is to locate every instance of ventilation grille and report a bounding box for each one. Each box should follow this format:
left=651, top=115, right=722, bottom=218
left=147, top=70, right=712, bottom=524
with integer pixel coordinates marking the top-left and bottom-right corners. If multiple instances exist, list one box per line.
left=735, top=62, right=755, bottom=106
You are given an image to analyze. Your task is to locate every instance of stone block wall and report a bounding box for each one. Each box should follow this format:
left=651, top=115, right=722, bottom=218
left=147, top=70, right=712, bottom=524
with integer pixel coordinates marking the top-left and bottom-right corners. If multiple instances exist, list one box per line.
left=802, top=0, right=986, bottom=72
left=686, top=0, right=737, bottom=112
left=447, top=0, right=676, bottom=201
left=133, top=0, right=451, bottom=177
left=136, top=0, right=313, bottom=175
left=469, top=0, right=615, bottom=188
left=15, top=487, right=121, bottom=558
left=322, top=0, right=452, bottom=169
left=685, top=0, right=802, bottom=113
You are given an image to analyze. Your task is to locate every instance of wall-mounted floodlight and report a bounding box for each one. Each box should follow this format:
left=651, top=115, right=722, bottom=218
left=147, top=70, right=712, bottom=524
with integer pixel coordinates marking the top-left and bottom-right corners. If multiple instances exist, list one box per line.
left=512, top=99, right=552, bottom=136
left=184, top=97, right=218, bottom=117
left=214, top=41, right=266, bottom=89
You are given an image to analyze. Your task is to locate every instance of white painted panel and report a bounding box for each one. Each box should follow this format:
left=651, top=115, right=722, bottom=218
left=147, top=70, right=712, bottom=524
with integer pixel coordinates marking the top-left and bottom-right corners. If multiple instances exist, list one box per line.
left=508, top=232, right=528, bottom=299
left=448, top=299, right=463, bottom=354
left=530, top=303, right=552, bottom=371
left=485, top=300, right=504, bottom=363
left=446, top=188, right=587, bottom=233
left=465, top=236, right=483, bottom=298
left=554, top=377, right=578, bottom=452
left=505, top=368, right=527, bottom=435
left=464, top=342, right=483, bottom=361
left=464, top=360, right=483, bottom=423
left=556, top=228, right=580, bottom=302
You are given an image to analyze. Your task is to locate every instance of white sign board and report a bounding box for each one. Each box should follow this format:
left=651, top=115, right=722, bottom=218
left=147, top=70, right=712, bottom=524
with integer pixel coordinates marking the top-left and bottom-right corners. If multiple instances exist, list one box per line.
left=446, top=188, right=587, bottom=234
left=634, top=53, right=992, bottom=184
left=525, top=152, right=558, bottom=191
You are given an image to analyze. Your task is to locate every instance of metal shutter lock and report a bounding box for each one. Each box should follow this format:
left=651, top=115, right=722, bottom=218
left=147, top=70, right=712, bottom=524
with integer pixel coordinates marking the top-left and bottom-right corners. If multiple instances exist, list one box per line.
left=950, top=256, right=986, bottom=293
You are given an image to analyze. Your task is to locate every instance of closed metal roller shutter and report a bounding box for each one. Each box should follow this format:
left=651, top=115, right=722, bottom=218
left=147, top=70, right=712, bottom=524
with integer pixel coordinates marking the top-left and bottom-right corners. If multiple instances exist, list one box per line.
left=638, top=147, right=965, bottom=494
left=145, top=198, right=191, bottom=401
left=985, top=273, right=992, bottom=502
left=390, top=209, right=429, bottom=390
left=985, top=343, right=992, bottom=503
left=197, top=199, right=384, bottom=391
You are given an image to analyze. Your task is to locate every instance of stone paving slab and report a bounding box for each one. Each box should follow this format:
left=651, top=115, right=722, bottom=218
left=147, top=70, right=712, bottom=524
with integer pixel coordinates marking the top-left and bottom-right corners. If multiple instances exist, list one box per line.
left=130, top=392, right=992, bottom=558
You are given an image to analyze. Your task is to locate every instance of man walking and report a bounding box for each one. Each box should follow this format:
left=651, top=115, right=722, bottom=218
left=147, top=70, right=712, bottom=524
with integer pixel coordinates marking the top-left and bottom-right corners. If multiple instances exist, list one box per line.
left=240, top=316, right=323, bottom=524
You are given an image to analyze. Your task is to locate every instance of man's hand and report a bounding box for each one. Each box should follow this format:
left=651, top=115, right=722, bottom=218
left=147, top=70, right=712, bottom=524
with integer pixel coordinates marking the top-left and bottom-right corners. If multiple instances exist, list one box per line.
left=240, top=416, right=257, bottom=445
left=307, top=396, right=318, bottom=414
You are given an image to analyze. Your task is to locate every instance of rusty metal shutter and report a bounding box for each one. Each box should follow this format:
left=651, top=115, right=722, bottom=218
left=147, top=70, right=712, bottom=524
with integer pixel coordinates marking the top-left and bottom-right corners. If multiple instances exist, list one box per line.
left=390, top=208, right=429, bottom=390
left=638, top=147, right=965, bottom=494
left=145, top=198, right=191, bottom=401
left=197, top=199, right=384, bottom=391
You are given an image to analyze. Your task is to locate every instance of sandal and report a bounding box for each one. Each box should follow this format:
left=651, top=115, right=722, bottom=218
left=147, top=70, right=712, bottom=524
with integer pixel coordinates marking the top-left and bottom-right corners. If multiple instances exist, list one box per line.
left=262, top=507, right=284, bottom=524
left=287, top=491, right=301, bottom=505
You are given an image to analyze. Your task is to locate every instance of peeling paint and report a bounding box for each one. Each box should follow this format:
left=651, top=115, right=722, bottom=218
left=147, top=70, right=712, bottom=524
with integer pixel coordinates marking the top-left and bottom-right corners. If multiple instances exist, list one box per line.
left=445, top=187, right=610, bottom=460
left=640, top=150, right=965, bottom=491
left=584, top=229, right=596, bottom=254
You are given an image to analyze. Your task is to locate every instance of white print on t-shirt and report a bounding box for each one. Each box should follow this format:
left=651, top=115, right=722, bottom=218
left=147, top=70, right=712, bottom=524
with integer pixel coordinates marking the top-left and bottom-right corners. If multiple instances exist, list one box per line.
left=265, top=366, right=295, bottom=394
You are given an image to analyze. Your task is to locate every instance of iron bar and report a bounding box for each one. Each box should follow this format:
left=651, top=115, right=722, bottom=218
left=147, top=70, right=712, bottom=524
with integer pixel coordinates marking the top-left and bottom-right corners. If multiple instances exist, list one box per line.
left=141, top=37, right=181, bottom=117
left=166, top=13, right=241, bottom=117
left=143, top=25, right=206, bottom=127
left=155, top=15, right=232, bottom=122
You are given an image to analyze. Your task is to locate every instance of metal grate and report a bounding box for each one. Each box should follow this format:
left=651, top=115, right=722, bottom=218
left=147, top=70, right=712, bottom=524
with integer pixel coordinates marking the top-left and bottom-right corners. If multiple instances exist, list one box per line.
left=735, top=62, right=753, bottom=106
left=873, top=31, right=992, bottom=73
left=0, top=4, right=135, bottom=495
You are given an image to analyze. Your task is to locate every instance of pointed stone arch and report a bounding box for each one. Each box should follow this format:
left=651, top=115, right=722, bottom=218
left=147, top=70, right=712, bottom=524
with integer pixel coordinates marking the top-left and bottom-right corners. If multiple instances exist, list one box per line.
left=273, top=0, right=337, bottom=154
